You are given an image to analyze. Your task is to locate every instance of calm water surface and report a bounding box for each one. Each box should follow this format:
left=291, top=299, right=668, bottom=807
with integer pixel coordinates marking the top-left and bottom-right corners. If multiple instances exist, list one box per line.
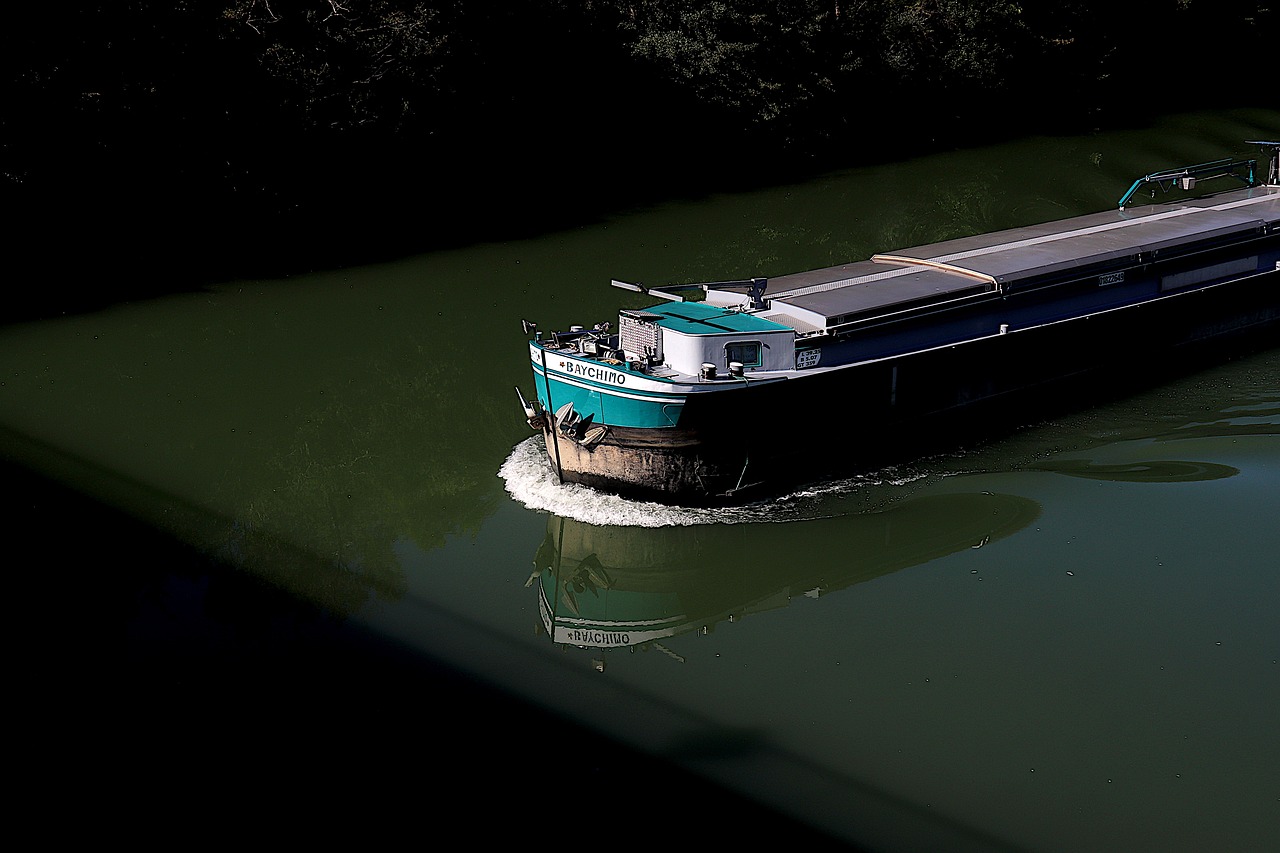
left=4, top=110, right=1278, bottom=851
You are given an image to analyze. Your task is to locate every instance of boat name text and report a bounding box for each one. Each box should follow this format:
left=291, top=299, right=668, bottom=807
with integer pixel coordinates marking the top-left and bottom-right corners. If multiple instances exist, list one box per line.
left=558, top=360, right=627, bottom=385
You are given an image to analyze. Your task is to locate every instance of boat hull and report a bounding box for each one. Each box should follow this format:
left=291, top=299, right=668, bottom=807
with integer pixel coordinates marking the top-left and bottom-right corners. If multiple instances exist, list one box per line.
left=537, top=267, right=1280, bottom=504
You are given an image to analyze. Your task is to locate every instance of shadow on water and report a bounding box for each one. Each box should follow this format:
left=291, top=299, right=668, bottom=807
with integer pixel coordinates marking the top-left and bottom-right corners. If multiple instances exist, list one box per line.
left=6, top=437, right=860, bottom=850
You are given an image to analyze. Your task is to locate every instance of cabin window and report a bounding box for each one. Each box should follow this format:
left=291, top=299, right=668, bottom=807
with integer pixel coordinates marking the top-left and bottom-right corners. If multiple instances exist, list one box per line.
left=724, top=340, right=762, bottom=367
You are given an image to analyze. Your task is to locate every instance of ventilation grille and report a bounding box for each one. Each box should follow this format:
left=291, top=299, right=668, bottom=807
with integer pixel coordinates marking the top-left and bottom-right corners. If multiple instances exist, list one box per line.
left=619, top=311, right=662, bottom=361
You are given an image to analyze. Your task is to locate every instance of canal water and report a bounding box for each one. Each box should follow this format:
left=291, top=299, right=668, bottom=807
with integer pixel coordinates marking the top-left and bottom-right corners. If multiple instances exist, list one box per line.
left=4, top=109, right=1278, bottom=850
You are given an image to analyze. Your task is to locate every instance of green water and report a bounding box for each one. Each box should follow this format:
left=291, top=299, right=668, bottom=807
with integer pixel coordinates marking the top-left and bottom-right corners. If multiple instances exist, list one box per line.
left=4, top=110, right=1278, bottom=851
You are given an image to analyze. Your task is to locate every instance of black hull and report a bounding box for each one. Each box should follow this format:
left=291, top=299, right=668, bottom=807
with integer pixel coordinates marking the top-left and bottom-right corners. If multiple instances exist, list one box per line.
left=542, top=268, right=1280, bottom=505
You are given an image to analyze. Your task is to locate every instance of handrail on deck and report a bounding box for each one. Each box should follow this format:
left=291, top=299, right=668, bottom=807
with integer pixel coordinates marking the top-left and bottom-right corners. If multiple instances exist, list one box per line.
left=1118, top=157, right=1257, bottom=210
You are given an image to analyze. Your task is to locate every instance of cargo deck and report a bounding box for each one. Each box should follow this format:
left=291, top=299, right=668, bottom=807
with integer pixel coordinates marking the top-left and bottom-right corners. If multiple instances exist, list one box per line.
left=748, top=186, right=1280, bottom=335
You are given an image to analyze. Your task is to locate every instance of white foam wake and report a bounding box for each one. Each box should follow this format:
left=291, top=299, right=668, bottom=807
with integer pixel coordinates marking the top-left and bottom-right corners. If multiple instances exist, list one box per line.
left=498, top=437, right=927, bottom=527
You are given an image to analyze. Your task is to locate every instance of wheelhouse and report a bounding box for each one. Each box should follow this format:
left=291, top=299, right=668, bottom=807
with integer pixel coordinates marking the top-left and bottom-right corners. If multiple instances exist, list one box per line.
left=619, top=302, right=795, bottom=377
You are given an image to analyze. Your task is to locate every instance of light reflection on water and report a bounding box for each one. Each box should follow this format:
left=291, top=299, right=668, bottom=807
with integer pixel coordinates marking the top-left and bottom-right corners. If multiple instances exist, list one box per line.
left=528, top=489, right=1044, bottom=652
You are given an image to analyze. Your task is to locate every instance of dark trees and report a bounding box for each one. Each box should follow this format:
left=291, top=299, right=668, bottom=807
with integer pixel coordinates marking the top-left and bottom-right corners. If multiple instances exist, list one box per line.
left=4, top=1, right=1271, bottom=305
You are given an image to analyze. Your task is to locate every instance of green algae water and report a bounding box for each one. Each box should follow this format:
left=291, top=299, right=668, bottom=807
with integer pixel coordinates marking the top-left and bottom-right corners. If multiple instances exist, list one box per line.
left=4, top=110, right=1278, bottom=851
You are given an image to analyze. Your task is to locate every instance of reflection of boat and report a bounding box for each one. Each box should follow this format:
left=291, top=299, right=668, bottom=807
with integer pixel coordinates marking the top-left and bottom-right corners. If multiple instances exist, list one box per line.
left=532, top=492, right=1041, bottom=653
left=516, top=144, right=1280, bottom=504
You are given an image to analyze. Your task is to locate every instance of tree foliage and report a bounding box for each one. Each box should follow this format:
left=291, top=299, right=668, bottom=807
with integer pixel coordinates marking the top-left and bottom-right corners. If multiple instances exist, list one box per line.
left=4, top=0, right=1272, bottom=305
left=221, top=1, right=457, bottom=132
left=622, top=2, right=835, bottom=128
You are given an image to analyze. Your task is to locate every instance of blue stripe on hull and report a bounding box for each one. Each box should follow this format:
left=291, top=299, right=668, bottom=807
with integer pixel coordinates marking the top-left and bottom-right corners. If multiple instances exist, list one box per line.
left=533, top=365, right=686, bottom=428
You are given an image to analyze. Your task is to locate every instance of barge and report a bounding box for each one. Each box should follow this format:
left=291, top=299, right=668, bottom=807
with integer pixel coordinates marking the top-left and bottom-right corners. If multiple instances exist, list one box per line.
left=517, top=144, right=1280, bottom=504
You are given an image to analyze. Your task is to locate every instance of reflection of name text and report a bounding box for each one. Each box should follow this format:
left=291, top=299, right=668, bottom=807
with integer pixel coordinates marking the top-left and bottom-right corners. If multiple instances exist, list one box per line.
left=564, top=628, right=631, bottom=646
